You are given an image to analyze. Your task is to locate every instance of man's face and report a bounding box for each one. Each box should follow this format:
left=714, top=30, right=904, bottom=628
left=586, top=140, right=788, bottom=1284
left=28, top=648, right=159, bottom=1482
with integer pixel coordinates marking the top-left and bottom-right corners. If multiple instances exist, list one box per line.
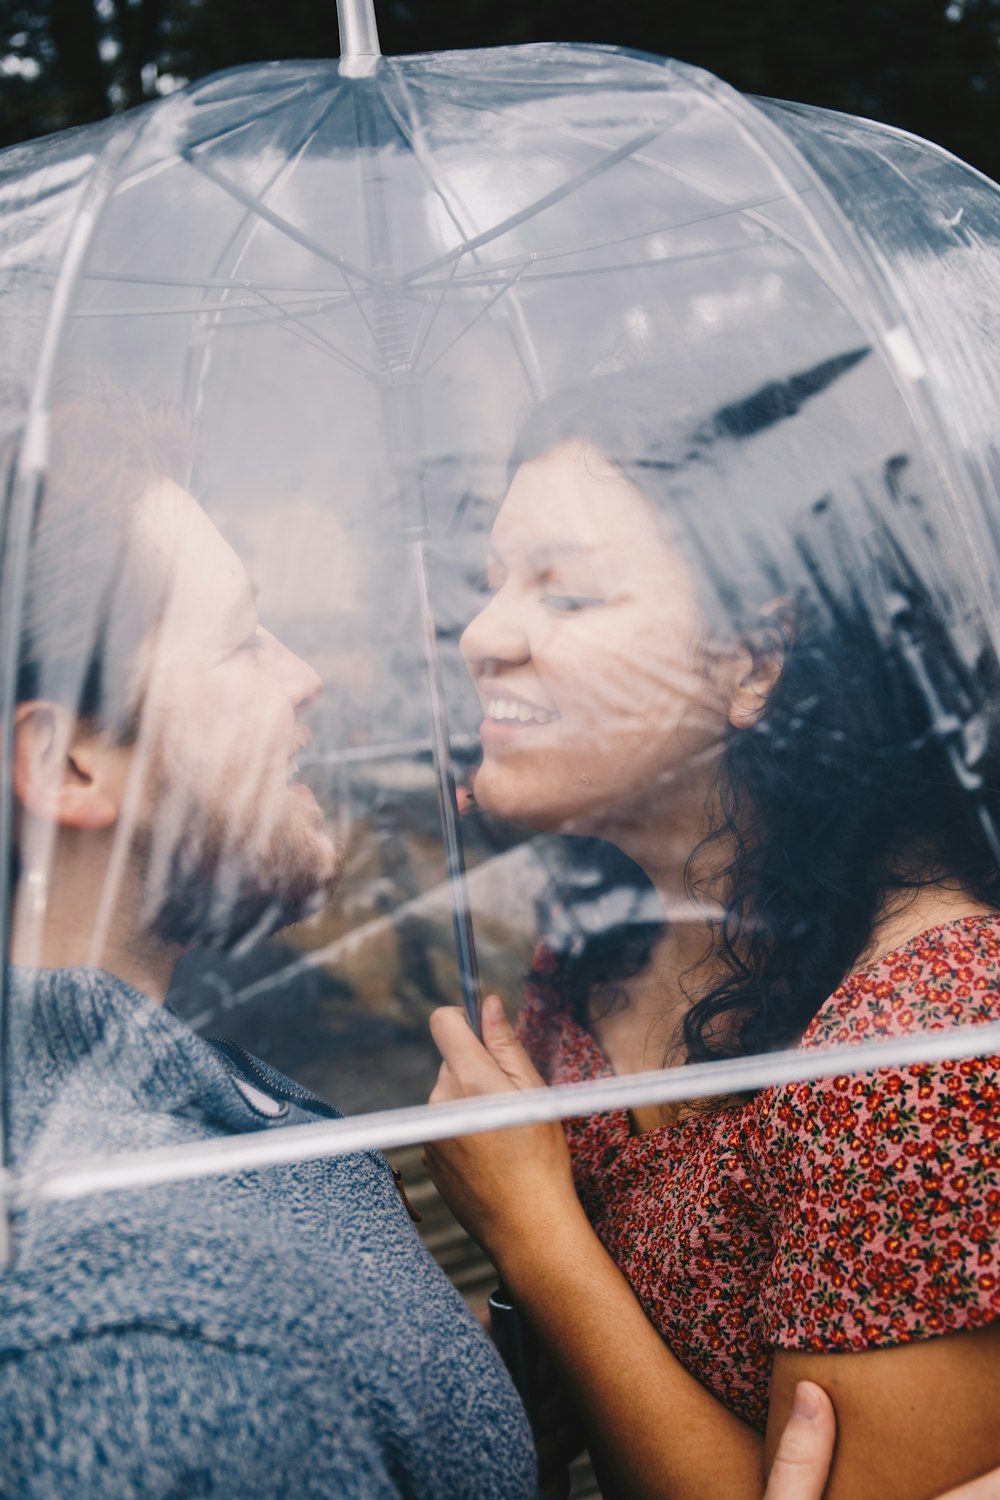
left=121, top=480, right=344, bottom=951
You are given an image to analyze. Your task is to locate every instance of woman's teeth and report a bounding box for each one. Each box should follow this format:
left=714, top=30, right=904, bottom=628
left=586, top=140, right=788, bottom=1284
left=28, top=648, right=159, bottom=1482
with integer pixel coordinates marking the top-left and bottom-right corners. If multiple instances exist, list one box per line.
left=486, top=698, right=558, bottom=725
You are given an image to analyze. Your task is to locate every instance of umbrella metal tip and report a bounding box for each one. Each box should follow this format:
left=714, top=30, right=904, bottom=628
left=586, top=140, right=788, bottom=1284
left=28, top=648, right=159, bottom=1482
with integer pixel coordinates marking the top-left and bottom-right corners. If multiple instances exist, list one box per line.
left=340, top=54, right=380, bottom=78
left=337, top=0, right=382, bottom=74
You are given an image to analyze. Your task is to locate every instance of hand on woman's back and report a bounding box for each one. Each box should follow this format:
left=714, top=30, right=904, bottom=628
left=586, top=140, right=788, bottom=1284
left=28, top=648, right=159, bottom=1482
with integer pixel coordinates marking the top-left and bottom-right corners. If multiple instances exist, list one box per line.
left=766, top=1385, right=1000, bottom=1500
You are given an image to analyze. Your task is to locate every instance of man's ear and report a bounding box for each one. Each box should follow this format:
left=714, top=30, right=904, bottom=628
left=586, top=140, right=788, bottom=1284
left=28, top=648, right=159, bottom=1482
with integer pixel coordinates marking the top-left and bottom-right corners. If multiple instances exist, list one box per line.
left=13, top=702, right=120, bottom=831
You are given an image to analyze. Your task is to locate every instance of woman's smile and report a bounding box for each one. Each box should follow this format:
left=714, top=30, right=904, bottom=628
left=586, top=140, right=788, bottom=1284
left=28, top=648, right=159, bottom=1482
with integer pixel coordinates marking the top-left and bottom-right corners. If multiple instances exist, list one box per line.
left=478, top=680, right=562, bottom=743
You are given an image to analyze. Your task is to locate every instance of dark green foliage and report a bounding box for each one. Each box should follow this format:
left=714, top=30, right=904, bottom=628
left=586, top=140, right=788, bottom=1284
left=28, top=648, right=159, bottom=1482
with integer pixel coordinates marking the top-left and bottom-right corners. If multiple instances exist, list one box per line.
left=1, top=0, right=999, bottom=179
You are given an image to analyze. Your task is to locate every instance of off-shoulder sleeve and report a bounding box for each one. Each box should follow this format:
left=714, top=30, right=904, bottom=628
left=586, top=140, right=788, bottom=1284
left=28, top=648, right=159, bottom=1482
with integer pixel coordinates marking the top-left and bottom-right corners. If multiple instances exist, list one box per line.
left=756, top=1051, right=1000, bottom=1351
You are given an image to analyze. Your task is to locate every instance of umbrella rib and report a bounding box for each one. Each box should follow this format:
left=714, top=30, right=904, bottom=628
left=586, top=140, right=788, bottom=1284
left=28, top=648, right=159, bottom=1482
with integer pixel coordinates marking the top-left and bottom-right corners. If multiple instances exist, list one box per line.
left=178, top=88, right=375, bottom=411
left=180, top=148, right=377, bottom=284
left=584, top=134, right=858, bottom=302
left=244, top=291, right=377, bottom=377
left=378, top=64, right=479, bottom=250
left=81, top=270, right=349, bottom=293
left=376, top=67, right=480, bottom=371
left=382, top=66, right=545, bottom=395
left=420, top=260, right=531, bottom=375
left=422, top=242, right=773, bottom=290
left=401, top=124, right=665, bottom=284
left=248, top=284, right=376, bottom=375
left=71, top=293, right=355, bottom=318
left=179, top=79, right=318, bottom=155
left=105, top=83, right=319, bottom=200
left=193, top=83, right=360, bottom=308
left=328, top=262, right=386, bottom=367
left=378, top=68, right=507, bottom=374
left=413, top=185, right=802, bottom=292
left=444, top=200, right=785, bottom=280
left=76, top=103, right=340, bottom=370
left=409, top=253, right=461, bottom=369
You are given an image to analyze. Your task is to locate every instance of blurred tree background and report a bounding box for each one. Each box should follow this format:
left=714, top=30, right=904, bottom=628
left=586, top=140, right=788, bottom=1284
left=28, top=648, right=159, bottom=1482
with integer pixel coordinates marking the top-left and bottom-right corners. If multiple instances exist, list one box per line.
left=1, top=0, right=999, bottom=173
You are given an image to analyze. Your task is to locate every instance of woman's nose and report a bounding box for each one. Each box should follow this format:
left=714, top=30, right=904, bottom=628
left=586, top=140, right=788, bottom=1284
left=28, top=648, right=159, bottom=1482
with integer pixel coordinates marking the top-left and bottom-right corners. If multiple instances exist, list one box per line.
left=460, top=587, right=530, bottom=671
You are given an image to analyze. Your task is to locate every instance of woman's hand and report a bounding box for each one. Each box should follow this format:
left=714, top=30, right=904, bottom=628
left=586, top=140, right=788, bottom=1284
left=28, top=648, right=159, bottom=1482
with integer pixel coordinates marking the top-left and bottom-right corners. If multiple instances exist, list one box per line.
left=765, top=1383, right=1000, bottom=1500
left=423, top=994, right=581, bottom=1266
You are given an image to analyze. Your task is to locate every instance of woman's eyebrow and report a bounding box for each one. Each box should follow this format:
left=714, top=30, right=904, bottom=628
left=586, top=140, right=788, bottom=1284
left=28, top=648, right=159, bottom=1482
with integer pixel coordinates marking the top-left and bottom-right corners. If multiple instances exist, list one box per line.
left=487, top=542, right=595, bottom=571
left=527, top=542, right=596, bottom=568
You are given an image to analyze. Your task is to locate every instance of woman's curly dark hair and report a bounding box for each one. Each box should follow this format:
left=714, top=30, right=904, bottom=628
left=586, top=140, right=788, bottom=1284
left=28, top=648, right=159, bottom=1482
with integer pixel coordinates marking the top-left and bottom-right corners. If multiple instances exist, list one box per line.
left=516, top=356, right=1000, bottom=1062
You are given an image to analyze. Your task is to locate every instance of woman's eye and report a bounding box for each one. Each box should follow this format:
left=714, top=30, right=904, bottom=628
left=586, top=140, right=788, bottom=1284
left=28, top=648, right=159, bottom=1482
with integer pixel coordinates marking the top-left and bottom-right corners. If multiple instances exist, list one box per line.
left=543, top=594, right=604, bottom=613
left=236, top=629, right=265, bottom=655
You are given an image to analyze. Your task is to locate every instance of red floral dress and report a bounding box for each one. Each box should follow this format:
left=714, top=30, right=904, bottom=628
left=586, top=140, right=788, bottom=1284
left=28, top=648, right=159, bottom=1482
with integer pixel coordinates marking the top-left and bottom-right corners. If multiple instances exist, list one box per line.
left=518, top=914, right=1000, bottom=1431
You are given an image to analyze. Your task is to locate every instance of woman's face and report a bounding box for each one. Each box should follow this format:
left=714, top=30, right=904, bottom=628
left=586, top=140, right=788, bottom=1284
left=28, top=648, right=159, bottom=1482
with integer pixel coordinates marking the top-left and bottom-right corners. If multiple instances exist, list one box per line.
left=460, top=440, right=737, bottom=835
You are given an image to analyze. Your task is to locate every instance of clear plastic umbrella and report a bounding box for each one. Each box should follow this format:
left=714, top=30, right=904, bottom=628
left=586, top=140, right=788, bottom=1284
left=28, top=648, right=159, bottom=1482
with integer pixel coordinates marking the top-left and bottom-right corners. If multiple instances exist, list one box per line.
left=2, top=0, right=1000, bottom=1259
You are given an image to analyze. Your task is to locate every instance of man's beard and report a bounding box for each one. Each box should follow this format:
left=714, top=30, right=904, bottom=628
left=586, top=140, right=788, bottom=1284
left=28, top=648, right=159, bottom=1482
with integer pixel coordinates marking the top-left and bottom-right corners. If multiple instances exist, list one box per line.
left=134, top=760, right=345, bottom=954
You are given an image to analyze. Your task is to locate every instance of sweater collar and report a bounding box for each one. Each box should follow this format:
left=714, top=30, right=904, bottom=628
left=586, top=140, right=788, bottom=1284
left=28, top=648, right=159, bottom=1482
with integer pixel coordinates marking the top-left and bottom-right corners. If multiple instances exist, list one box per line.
left=7, top=965, right=282, bottom=1166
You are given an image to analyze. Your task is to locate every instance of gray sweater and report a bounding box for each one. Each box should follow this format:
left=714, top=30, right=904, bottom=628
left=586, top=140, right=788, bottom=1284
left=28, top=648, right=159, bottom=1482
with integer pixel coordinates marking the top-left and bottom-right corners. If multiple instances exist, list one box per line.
left=0, top=967, right=538, bottom=1499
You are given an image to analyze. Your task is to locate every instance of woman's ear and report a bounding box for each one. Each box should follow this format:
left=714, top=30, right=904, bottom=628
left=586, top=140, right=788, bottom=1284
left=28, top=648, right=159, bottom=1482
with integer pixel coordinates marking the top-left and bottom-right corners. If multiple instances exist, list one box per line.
left=13, top=702, right=120, bottom=831
left=728, top=650, right=783, bottom=729
left=728, top=600, right=791, bottom=730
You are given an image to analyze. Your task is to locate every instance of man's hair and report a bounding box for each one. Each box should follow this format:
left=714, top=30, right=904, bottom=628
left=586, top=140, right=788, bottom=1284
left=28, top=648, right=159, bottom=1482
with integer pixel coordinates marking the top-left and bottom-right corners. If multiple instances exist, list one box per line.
left=13, top=387, right=195, bottom=739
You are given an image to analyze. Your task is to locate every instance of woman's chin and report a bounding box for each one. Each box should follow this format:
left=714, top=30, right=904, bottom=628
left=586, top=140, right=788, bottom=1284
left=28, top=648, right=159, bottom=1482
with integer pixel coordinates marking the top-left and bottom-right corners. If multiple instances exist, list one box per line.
left=474, top=766, right=606, bottom=835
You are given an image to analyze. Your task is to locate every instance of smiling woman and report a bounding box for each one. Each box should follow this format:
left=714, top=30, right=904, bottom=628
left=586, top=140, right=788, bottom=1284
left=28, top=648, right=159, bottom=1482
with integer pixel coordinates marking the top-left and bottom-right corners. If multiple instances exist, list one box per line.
left=463, top=440, right=718, bottom=840
left=426, top=354, right=1000, bottom=1500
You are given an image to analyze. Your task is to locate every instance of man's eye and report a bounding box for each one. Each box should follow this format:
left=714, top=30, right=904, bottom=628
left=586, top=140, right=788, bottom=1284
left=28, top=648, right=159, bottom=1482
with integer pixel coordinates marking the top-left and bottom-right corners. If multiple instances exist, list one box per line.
left=543, top=594, right=603, bottom=613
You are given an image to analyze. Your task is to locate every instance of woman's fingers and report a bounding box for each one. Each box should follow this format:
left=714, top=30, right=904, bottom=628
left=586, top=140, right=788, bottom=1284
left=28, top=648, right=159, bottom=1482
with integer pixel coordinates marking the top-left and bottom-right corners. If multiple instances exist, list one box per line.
left=429, top=996, right=543, bottom=1095
left=428, top=1006, right=506, bottom=1093
left=480, top=993, right=546, bottom=1088
left=763, top=1382, right=836, bottom=1500
left=427, top=1058, right=456, bottom=1106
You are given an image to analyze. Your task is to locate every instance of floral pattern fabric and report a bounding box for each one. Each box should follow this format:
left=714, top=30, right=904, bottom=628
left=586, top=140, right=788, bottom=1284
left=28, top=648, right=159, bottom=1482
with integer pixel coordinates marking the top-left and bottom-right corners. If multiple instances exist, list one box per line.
left=519, top=915, right=1000, bottom=1431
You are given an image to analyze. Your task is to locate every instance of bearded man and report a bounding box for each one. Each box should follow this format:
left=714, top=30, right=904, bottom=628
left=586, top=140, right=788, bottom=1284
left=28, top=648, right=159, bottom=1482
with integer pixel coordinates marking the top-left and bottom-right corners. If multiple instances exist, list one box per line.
left=0, top=392, right=537, bottom=1500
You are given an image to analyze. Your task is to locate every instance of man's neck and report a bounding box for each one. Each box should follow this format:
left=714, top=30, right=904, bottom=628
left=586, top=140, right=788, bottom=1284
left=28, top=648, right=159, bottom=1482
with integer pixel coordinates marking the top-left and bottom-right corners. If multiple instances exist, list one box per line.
left=10, top=844, right=181, bottom=1004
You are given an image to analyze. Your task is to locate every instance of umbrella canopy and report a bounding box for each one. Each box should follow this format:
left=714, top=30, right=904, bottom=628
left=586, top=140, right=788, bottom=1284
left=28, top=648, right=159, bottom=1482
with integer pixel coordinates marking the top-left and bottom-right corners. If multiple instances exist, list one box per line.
left=3, top=17, right=1000, bottom=1226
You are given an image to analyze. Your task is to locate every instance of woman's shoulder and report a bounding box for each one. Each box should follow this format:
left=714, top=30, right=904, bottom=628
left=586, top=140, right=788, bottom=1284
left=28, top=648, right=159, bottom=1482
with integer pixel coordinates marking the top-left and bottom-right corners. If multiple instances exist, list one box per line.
left=517, top=946, right=603, bottom=1086
left=801, top=911, right=1000, bottom=1051
left=748, top=910, right=1000, bottom=1228
left=749, top=915, right=1000, bottom=1354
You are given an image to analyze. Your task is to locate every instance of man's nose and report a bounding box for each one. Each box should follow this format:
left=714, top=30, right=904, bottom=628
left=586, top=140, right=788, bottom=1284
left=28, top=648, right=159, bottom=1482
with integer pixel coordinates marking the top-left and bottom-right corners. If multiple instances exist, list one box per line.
left=266, top=630, right=323, bottom=713
left=459, top=587, right=530, bottom=672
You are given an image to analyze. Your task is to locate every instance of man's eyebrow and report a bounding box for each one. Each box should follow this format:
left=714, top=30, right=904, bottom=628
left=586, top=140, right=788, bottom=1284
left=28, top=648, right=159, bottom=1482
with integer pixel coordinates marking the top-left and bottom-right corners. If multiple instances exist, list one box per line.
left=227, top=578, right=260, bottom=631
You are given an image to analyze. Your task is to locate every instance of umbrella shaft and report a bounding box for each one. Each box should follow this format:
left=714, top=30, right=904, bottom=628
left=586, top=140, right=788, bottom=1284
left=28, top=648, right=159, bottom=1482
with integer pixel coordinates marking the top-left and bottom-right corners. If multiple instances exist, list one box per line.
left=411, top=538, right=483, bottom=1037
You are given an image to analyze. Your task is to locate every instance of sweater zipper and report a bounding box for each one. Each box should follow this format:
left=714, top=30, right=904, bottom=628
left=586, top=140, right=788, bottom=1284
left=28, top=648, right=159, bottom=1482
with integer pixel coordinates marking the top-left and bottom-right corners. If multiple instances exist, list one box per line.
left=207, top=1036, right=422, bottom=1222
left=207, top=1036, right=339, bottom=1117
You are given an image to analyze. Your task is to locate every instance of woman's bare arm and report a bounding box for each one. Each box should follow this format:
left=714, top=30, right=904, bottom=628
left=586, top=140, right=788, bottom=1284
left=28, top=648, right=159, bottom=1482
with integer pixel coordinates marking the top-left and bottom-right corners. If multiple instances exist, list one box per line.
left=424, top=997, right=764, bottom=1500
left=767, top=1328, right=1000, bottom=1500
left=427, top=998, right=1000, bottom=1500
left=765, top=1382, right=1000, bottom=1500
